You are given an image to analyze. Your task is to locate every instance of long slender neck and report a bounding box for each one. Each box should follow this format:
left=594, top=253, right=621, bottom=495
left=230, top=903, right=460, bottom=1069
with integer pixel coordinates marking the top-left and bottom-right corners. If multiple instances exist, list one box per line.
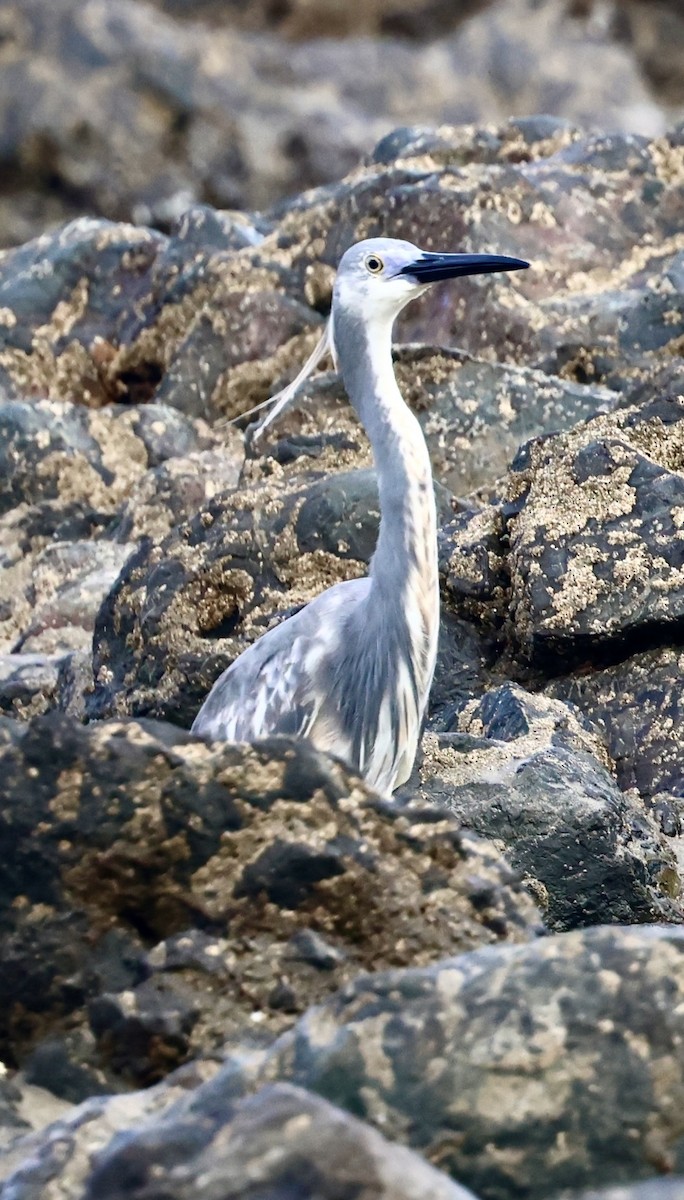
left=333, top=306, right=439, bottom=690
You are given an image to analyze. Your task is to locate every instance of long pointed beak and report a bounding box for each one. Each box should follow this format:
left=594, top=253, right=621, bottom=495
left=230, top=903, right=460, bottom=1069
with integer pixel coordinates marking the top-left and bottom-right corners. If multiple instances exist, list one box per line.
left=399, top=252, right=529, bottom=284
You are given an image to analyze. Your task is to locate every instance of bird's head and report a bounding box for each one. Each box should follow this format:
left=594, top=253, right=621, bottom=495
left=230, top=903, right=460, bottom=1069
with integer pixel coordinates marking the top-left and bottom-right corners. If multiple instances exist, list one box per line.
left=333, top=237, right=529, bottom=324
left=252, top=236, right=528, bottom=438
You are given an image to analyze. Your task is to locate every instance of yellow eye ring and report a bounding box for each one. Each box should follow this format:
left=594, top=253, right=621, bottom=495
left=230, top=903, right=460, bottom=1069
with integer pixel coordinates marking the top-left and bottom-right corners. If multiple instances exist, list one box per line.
left=364, top=254, right=384, bottom=275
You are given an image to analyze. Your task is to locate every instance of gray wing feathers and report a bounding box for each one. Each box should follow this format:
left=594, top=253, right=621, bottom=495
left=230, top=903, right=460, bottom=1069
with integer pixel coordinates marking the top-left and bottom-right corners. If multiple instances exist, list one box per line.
left=191, top=578, right=369, bottom=744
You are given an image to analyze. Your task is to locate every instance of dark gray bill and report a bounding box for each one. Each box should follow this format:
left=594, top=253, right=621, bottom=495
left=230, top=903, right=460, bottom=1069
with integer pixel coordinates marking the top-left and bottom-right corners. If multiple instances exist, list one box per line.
left=399, top=252, right=529, bottom=283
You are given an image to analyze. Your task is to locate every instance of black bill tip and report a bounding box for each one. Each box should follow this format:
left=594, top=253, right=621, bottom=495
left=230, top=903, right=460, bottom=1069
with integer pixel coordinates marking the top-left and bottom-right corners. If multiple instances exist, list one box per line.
left=399, top=252, right=530, bottom=284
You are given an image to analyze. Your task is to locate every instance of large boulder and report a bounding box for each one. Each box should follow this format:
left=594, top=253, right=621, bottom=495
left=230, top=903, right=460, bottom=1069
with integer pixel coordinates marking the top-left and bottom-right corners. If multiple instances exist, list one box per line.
left=405, top=683, right=680, bottom=929
left=7, top=925, right=684, bottom=1199
left=0, top=1079, right=478, bottom=1200
left=438, top=392, right=684, bottom=805
left=239, top=925, right=684, bottom=1198
left=0, top=712, right=539, bottom=1085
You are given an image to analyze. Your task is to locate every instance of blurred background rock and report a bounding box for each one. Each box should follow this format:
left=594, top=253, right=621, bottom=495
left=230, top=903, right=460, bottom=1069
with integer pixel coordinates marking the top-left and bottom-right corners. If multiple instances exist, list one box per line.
left=0, top=0, right=681, bottom=248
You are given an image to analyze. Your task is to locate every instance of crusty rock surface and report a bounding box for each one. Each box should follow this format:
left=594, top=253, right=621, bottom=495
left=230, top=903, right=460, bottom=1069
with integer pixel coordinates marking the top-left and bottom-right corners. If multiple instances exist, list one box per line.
left=238, top=926, right=684, bottom=1198
left=0, top=108, right=683, bottom=1200
left=0, top=713, right=539, bottom=1085
left=404, top=683, right=680, bottom=929
left=7, top=926, right=684, bottom=1199
left=0, top=0, right=671, bottom=246
left=548, top=646, right=684, bottom=806
left=0, top=1079, right=479, bottom=1200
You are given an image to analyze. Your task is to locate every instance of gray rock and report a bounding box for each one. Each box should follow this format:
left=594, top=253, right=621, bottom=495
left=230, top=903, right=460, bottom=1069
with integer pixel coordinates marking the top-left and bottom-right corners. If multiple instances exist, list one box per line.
left=9, top=926, right=684, bottom=1200
left=0, top=399, right=213, bottom=515
left=0, top=1079, right=476, bottom=1200
left=403, top=683, right=681, bottom=928
left=84, top=1083, right=477, bottom=1200
left=0, top=1076, right=31, bottom=1154
left=0, top=712, right=539, bottom=1085
left=506, top=395, right=684, bottom=663
left=0, top=1060, right=222, bottom=1197
left=0, top=654, right=63, bottom=719
left=547, top=645, right=684, bottom=803
left=4, top=538, right=134, bottom=656
left=0, top=0, right=666, bottom=247
left=572, top=1182, right=684, bottom=1200
left=238, top=925, right=684, bottom=1199
left=241, top=348, right=617, bottom=498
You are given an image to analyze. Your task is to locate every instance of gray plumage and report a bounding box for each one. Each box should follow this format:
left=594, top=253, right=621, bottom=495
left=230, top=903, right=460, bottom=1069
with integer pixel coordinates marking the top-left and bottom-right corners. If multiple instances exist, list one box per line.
left=192, top=237, right=528, bottom=794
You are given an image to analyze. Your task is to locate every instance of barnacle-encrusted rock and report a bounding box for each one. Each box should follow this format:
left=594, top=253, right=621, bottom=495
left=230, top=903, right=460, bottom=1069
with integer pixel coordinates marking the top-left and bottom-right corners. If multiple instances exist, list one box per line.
left=0, top=399, right=233, bottom=658
left=0, top=0, right=667, bottom=246
left=0, top=398, right=215, bottom=516
left=10, top=925, right=684, bottom=1200
left=0, top=1080, right=478, bottom=1200
left=0, top=712, right=539, bottom=1082
left=240, top=348, right=618, bottom=497
left=548, top=645, right=684, bottom=802
left=436, top=393, right=684, bottom=799
left=1, top=122, right=682, bottom=423
left=506, top=394, right=684, bottom=661
left=88, top=469, right=378, bottom=725
left=405, top=683, right=681, bottom=929
left=88, top=1083, right=479, bottom=1200
left=235, top=925, right=684, bottom=1198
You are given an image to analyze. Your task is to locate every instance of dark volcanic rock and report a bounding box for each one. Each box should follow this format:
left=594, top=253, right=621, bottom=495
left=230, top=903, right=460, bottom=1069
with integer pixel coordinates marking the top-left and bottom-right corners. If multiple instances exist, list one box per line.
left=0, top=398, right=234, bottom=657
left=242, top=348, right=617, bottom=498
left=0, top=713, right=539, bottom=1081
left=88, top=469, right=378, bottom=725
left=85, top=1083, right=476, bottom=1200
left=235, top=925, right=684, bottom=1199
left=0, top=399, right=213, bottom=515
left=0, top=122, right=682, bottom=426
left=547, top=646, right=684, bottom=802
left=0, top=1080, right=476, bottom=1200
left=405, top=683, right=680, bottom=929
left=506, top=394, right=684, bottom=664
left=0, top=214, right=322, bottom=418
left=0, top=654, right=63, bottom=719
left=8, top=925, right=684, bottom=1200
left=0, top=1060, right=223, bottom=1198
left=0, top=0, right=665, bottom=247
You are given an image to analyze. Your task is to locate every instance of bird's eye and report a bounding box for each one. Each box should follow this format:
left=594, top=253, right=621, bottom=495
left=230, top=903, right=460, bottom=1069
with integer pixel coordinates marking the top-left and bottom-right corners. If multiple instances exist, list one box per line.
left=364, top=254, right=384, bottom=275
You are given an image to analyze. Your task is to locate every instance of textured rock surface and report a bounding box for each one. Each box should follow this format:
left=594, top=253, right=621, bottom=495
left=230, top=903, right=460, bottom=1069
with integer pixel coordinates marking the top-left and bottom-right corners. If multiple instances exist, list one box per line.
left=242, top=349, right=618, bottom=498
left=0, top=122, right=681, bottom=425
left=235, top=926, right=684, bottom=1198
left=0, top=713, right=539, bottom=1083
left=548, top=646, right=684, bottom=805
left=7, top=926, right=684, bottom=1199
left=0, top=0, right=672, bottom=246
left=86, top=1083, right=479, bottom=1200
left=0, top=98, right=683, bottom=1200
left=0, top=1080, right=478, bottom=1200
left=403, top=683, right=680, bottom=929
left=505, top=395, right=684, bottom=662
left=87, top=466, right=486, bottom=727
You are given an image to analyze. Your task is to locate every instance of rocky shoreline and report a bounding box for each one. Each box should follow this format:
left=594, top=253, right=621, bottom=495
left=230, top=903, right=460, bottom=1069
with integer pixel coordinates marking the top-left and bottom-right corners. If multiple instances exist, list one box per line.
left=0, top=109, right=683, bottom=1197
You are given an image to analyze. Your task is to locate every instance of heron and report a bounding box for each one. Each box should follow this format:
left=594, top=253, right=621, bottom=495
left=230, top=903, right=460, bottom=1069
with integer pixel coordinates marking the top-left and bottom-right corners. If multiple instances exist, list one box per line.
left=192, top=237, right=528, bottom=794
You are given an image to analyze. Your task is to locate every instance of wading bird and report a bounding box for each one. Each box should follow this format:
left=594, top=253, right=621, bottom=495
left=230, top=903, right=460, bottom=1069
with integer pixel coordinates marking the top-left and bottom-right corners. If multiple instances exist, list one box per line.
left=192, top=238, right=528, bottom=794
